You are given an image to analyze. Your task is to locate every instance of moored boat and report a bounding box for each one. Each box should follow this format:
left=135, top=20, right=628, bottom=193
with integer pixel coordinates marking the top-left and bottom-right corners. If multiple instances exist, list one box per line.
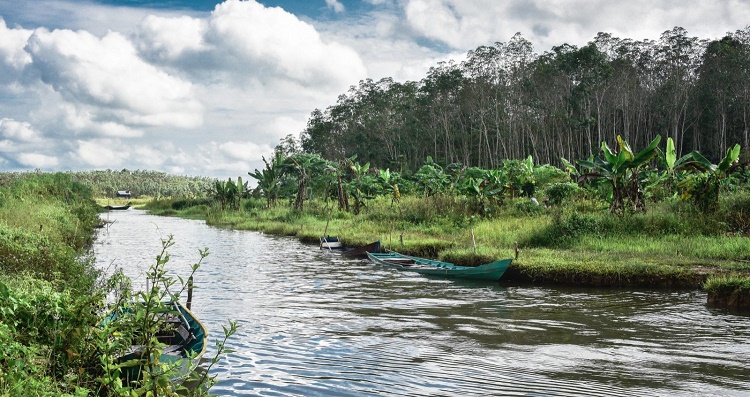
left=366, top=251, right=512, bottom=281
left=101, top=300, right=207, bottom=386
left=320, top=236, right=381, bottom=258
left=104, top=204, right=131, bottom=210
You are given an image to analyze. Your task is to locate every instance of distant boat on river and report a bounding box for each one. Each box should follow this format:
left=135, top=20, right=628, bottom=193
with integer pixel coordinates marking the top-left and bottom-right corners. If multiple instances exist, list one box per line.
left=104, top=204, right=130, bottom=210
left=367, top=251, right=512, bottom=281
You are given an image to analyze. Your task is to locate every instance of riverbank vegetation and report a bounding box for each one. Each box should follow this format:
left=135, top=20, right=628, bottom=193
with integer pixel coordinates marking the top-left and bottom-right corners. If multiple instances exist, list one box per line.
left=0, top=172, right=232, bottom=395
left=143, top=133, right=750, bottom=294
left=67, top=169, right=214, bottom=199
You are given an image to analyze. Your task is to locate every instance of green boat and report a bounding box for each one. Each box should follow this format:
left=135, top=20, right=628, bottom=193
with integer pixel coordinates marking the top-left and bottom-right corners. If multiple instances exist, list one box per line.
left=102, top=300, right=207, bottom=386
left=366, top=251, right=512, bottom=281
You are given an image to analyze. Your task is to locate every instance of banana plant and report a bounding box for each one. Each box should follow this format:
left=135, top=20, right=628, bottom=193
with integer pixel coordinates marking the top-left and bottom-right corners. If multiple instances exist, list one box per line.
left=578, top=135, right=661, bottom=213
left=212, top=177, right=248, bottom=210
left=673, top=143, right=741, bottom=212
left=378, top=168, right=401, bottom=207
left=347, top=159, right=371, bottom=215
left=284, top=153, right=327, bottom=211
left=248, top=152, right=285, bottom=208
left=460, top=168, right=506, bottom=216
left=414, top=156, right=450, bottom=197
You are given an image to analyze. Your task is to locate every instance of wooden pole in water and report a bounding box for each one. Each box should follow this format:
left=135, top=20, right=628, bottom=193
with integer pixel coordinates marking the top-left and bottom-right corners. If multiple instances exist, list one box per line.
left=471, top=228, right=476, bottom=253
left=187, top=275, right=194, bottom=310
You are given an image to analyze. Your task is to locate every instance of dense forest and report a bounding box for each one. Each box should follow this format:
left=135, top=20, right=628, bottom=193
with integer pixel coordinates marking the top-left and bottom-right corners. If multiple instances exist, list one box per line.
left=300, top=27, right=750, bottom=172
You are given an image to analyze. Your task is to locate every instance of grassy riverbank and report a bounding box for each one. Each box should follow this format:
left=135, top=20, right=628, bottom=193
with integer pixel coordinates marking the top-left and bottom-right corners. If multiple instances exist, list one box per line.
left=143, top=193, right=750, bottom=290
left=0, top=173, right=233, bottom=395
left=0, top=172, right=103, bottom=395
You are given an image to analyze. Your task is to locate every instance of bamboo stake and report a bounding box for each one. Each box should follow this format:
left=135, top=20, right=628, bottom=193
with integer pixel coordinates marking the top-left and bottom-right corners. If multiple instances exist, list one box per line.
left=471, top=228, right=476, bottom=253
left=187, top=275, right=194, bottom=310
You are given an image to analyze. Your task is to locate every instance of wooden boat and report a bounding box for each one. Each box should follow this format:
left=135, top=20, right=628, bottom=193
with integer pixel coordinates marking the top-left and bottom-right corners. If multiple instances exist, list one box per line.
left=342, top=240, right=381, bottom=258
left=320, top=236, right=381, bottom=258
left=101, top=300, right=207, bottom=386
left=104, top=204, right=130, bottom=210
left=366, top=251, right=512, bottom=281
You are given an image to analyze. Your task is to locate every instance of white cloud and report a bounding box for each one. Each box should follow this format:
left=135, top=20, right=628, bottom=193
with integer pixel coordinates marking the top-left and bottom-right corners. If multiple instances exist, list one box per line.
left=135, top=14, right=208, bottom=62
left=0, top=118, right=41, bottom=142
left=402, top=0, right=750, bottom=52
left=0, top=18, right=32, bottom=84
left=219, top=140, right=273, bottom=162
left=326, top=0, right=345, bottom=13
left=25, top=28, right=203, bottom=132
left=74, top=140, right=126, bottom=168
left=17, top=152, right=58, bottom=168
left=203, top=1, right=367, bottom=89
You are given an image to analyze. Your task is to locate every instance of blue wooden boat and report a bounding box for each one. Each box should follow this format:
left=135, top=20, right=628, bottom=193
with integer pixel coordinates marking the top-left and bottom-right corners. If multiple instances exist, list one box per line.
left=366, top=251, right=512, bottom=281
left=101, top=300, right=207, bottom=386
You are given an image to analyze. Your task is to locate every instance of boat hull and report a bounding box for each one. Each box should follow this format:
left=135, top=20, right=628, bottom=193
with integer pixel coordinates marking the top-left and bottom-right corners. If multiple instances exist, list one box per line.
left=103, top=301, right=207, bottom=386
left=367, top=252, right=512, bottom=281
left=320, top=237, right=381, bottom=258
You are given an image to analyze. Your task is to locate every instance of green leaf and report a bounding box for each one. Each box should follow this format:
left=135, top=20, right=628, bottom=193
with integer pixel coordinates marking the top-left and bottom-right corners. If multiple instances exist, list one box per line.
left=665, top=137, right=676, bottom=169
left=717, top=144, right=741, bottom=173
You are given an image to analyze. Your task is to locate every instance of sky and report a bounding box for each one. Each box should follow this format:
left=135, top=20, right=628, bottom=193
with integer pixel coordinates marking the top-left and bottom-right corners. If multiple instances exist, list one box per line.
left=0, top=0, right=749, bottom=180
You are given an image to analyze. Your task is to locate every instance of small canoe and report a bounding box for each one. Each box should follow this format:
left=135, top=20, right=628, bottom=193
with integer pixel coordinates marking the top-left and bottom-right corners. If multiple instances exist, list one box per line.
left=101, top=300, right=207, bottom=386
left=104, top=204, right=130, bottom=210
left=366, top=251, right=512, bottom=281
left=320, top=237, right=381, bottom=258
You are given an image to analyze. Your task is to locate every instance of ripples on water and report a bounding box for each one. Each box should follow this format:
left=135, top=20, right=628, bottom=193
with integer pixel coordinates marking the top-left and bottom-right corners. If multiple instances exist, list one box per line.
left=94, top=210, right=750, bottom=397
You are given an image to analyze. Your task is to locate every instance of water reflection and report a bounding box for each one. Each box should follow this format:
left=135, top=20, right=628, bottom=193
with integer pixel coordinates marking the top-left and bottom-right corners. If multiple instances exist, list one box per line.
left=95, top=210, right=750, bottom=396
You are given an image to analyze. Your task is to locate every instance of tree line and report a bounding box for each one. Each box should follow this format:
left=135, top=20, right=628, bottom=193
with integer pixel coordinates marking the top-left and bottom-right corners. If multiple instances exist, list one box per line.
left=67, top=169, right=214, bottom=198
left=299, top=26, right=750, bottom=172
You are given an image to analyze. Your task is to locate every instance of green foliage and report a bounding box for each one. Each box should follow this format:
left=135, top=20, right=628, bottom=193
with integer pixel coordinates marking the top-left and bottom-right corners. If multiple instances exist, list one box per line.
left=502, top=156, right=537, bottom=198
left=212, top=177, right=248, bottom=210
left=674, top=143, right=742, bottom=212
left=578, top=135, right=662, bottom=213
left=720, top=191, right=750, bottom=235
left=97, top=236, right=237, bottom=396
left=0, top=173, right=101, bottom=289
left=510, top=198, right=546, bottom=217
left=67, top=169, right=214, bottom=198
left=704, top=274, right=750, bottom=294
left=0, top=275, right=105, bottom=396
left=544, top=182, right=581, bottom=207
left=248, top=152, right=285, bottom=208
left=533, top=164, right=570, bottom=187
left=414, top=157, right=451, bottom=197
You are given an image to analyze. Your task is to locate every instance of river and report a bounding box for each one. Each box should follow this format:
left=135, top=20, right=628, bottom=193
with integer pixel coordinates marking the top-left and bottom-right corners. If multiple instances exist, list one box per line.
left=94, top=209, right=750, bottom=396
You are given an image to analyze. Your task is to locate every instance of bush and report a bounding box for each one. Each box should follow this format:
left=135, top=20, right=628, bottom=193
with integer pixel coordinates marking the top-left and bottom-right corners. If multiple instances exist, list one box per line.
left=544, top=182, right=580, bottom=206
left=0, top=275, right=104, bottom=396
left=524, top=211, right=600, bottom=247
left=721, top=191, right=750, bottom=235
left=511, top=198, right=545, bottom=216
left=533, top=164, right=569, bottom=187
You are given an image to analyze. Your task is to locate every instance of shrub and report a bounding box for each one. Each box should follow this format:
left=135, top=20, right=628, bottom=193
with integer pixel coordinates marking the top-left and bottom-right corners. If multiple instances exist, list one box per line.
left=544, top=182, right=580, bottom=206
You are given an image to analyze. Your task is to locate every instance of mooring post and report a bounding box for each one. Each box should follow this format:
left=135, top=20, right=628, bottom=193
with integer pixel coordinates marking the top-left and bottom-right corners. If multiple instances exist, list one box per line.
left=514, top=241, right=519, bottom=260
left=187, top=275, right=194, bottom=310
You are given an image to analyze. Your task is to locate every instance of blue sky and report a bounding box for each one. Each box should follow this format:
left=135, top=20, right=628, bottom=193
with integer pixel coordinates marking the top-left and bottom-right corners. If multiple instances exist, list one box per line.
left=0, top=0, right=748, bottom=179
